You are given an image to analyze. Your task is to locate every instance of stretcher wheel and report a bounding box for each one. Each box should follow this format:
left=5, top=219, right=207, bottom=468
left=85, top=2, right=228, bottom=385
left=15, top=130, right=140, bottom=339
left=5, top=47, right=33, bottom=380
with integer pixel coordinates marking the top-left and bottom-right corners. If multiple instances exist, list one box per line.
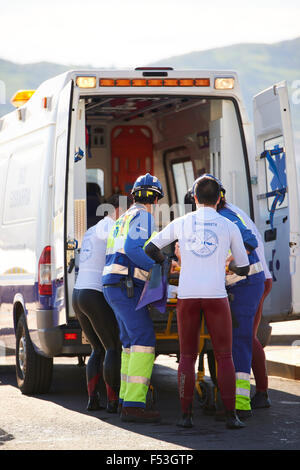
left=146, top=384, right=158, bottom=410
left=196, top=379, right=215, bottom=413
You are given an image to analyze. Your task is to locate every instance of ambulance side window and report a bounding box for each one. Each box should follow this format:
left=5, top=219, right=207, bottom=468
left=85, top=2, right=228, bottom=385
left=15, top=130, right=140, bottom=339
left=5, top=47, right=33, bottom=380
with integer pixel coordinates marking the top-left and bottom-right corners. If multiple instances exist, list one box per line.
left=172, top=160, right=194, bottom=216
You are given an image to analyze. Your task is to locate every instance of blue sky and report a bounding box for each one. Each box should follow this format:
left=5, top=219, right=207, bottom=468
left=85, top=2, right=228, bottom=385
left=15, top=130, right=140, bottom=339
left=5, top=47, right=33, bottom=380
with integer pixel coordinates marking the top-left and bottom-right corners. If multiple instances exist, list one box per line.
left=0, top=0, right=299, bottom=67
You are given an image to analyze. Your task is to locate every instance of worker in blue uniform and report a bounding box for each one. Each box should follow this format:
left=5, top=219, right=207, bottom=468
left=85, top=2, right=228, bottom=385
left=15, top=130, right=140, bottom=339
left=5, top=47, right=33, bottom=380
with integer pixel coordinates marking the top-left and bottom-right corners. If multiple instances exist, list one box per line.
left=102, top=173, right=164, bottom=423
left=197, top=175, right=266, bottom=419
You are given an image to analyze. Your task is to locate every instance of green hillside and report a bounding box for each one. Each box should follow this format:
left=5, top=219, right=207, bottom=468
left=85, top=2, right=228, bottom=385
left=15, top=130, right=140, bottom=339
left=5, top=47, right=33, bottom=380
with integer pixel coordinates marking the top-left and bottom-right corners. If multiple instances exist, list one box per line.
left=0, top=37, right=299, bottom=152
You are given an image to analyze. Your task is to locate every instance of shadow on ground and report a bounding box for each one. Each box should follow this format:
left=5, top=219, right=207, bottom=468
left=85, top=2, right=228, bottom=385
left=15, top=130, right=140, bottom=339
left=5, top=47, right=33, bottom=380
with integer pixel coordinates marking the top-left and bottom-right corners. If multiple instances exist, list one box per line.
left=1, top=359, right=300, bottom=450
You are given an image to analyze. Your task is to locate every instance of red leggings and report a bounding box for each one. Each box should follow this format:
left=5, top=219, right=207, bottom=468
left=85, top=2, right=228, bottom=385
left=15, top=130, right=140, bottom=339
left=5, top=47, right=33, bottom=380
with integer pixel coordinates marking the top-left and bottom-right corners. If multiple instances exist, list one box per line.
left=177, top=297, right=236, bottom=413
left=251, top=278, right=273, bottom=392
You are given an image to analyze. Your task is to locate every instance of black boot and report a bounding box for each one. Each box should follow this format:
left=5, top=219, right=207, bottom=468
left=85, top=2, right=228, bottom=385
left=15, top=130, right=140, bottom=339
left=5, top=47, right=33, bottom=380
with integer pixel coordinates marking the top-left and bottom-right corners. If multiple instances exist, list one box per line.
left=251, top=391, right=271, bottom=409
left=225, top=410, right=246, bottom=429
left=106, top=400, right=119, bottom=414
left=177, top=413, right=194, bottom=428
left=87, top=393, right=105, bottom=411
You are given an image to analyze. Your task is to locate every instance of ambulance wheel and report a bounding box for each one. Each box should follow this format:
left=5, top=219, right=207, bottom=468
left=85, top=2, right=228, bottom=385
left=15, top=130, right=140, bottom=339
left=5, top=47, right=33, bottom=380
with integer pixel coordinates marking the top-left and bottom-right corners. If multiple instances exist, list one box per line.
left=16, top=314, right=53, bottom=395
left=257, top=317, right=272, bottom=348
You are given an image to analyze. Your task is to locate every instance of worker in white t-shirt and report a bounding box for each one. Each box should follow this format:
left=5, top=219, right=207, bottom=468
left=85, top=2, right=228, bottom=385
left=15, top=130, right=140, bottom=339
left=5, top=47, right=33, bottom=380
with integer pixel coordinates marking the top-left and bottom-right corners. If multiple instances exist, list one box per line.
left=72, top=194, right=130, bottom=412
left=145, top=176, right=249, bottom=429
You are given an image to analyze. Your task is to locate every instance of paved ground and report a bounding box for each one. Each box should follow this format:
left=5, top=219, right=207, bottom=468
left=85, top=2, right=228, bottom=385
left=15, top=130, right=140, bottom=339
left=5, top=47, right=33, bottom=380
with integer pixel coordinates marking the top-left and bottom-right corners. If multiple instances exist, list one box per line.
left=0, top=351, right=300, bottom=451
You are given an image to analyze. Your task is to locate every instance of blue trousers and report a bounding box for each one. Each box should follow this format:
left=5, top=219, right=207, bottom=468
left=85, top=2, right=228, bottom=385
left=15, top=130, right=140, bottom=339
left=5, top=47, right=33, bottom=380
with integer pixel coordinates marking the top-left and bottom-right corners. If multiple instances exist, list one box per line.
left=228, top=277, right=265, bottom=410
left=103, top=285, right=156, bottom=349
left=229, top=278, right=265, bottom=373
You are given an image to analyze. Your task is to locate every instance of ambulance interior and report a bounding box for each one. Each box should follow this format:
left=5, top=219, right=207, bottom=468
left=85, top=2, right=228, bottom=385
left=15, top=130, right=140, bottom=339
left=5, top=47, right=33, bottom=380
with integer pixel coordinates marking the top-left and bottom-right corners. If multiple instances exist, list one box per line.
left=79, top=95, right=251, bottom=233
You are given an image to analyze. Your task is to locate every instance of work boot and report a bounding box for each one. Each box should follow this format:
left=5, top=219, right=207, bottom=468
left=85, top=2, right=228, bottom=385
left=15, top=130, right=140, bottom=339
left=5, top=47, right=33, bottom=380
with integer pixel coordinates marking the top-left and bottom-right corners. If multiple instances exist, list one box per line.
left=251, top=391, right=271, bottom=409
left=225, top=410, right=246, bottom=429
left=106, top=400, right=119, bottom=414
left=176, top=413, right=194, bottom=428
left=236, top=409, right=253, bottom=420
left=121, top=406, right=161, bottom=423
left=87, top=393, right=105, bottom=411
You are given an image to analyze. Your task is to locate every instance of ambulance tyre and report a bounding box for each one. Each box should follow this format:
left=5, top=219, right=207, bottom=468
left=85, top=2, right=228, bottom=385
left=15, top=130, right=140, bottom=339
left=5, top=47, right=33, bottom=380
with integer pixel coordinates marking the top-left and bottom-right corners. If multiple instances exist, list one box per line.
left=257, top=317, right=272, bottom=348
left=16, top=313, right=53, bottom=395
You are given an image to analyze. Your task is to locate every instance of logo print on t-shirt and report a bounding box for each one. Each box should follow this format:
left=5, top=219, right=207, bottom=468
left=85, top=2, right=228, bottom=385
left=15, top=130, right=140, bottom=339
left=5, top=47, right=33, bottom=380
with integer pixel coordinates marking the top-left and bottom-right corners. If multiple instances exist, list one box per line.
left=187, top=229, right=218, bottom=257
left=80, top=237, right=93, bottom=262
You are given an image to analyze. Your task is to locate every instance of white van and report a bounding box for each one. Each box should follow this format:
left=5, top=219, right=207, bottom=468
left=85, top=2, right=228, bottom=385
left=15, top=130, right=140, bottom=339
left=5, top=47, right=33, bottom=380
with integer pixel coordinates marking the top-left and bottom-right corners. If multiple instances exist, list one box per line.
left=0, top=68, right=299, bottom=394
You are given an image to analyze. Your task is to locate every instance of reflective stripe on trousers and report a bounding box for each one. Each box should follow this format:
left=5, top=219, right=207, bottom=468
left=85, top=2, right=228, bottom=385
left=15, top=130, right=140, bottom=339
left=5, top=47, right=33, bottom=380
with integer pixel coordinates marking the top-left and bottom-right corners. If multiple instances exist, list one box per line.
left=235, top=372, right=251, bottom=410
left=123, top=345, right=155, bottom=408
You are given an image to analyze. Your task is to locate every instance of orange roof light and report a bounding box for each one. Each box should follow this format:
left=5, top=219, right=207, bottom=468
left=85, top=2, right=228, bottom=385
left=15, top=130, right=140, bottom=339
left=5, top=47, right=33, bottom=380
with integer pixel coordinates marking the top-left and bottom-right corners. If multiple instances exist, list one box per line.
left=76, top=76, right=97, bottom=88
left=100, top=79, right=115, bottom=87
left=11, top=90, right=35, bottom=108
left=132, top=79, right=147, bottom=87
left=195, top=79, right=210, bottom=87
left=179, top=79, right=194, bottom=87
left=164, top=79, right=179, bottom=87
left=116, top=79, right=131, bottom=87
left=147, top=79, right=163, bottom=87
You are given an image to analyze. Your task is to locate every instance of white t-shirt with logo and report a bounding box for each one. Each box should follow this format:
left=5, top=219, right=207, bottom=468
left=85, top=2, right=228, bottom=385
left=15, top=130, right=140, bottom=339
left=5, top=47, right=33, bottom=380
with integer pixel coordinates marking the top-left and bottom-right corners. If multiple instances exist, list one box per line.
left=151, top=207, right=249, bottom=299
left=74, top=216, right=115, bottom=292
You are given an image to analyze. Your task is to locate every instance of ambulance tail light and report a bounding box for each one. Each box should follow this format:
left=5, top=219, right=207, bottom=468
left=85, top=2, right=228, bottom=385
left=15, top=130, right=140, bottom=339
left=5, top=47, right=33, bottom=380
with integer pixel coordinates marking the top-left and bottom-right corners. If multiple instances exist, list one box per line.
left=76, top=76, right=97, bottom=88
left=214, top=78, right=235, bottom=90
left=38, top=246, right=52, bottom=296
left=11, top=90, right=35, bottom=108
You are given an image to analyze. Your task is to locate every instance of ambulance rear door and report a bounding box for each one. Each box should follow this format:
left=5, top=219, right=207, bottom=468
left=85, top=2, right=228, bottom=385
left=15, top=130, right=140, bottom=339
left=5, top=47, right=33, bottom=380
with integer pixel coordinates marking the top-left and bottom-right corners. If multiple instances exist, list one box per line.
left=253, top=81, right=300, bottom=319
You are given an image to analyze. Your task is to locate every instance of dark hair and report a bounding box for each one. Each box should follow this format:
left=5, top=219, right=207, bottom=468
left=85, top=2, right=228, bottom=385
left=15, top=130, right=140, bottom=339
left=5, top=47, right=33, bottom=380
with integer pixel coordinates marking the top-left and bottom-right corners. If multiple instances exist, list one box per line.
left=195, top=178, right=220, bottom=205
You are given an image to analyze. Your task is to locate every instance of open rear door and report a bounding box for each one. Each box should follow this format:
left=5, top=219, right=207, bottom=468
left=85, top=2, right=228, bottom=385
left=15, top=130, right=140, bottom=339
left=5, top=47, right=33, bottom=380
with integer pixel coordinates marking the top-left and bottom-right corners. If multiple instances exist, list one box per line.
left=253, top=81, right=300, bottom=319
left=53, top=80, right=73, bottom=324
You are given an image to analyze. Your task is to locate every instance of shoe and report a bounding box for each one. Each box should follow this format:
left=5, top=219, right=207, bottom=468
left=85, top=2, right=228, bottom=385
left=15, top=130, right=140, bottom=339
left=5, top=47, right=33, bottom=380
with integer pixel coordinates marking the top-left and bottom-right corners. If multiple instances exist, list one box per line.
left=236, top=409, right=253, bottom=420
left=225, top=410, right=246, bottom=429
left=251, top=391, right=271, bottom=409
left=87, top=394, right=105, bottom=411
left=121, top=406, right=161, bottom=423
left=176, top=413, right=194, bottom=428
left=106, top=400, right=119, bottom=414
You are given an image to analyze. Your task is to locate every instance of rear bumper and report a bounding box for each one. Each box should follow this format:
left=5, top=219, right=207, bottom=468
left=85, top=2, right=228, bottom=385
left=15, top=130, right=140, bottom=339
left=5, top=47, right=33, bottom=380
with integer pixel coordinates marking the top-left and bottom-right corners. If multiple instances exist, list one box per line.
left=36, top=309, right=91, bottom=357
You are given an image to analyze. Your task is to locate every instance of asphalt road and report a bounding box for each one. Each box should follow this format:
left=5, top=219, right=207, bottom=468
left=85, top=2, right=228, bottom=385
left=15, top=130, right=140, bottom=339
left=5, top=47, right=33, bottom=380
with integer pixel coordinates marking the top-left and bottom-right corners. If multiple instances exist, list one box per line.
left=1, top=354, right=300, bottom=452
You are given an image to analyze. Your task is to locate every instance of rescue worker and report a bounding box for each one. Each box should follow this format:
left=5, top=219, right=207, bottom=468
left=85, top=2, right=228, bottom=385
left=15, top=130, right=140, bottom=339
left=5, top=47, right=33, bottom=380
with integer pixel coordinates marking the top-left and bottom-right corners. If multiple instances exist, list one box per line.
left=72, top=194, right=129, bottom=412
left=224, top=202, right=273, bottom=409
left=145, top=176, right=250, bottom=429
left=102, top=173, right=164, bottom=423
left=214, top=177, right=266, bottom=419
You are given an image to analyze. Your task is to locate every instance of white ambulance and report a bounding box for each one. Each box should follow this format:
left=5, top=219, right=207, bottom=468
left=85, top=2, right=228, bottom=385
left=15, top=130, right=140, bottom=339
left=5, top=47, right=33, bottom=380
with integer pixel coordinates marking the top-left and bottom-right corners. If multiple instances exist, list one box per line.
left=0, top=68, right=298, bottom=394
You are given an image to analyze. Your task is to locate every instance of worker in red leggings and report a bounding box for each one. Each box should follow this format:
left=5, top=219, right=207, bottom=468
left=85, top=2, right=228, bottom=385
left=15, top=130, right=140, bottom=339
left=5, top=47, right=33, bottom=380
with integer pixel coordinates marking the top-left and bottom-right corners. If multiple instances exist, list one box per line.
left=146, top=176, right=250, bottom=429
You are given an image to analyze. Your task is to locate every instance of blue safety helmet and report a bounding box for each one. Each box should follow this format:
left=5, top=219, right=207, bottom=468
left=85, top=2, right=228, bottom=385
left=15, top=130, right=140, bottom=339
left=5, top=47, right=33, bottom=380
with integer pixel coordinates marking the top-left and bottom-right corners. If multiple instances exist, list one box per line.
left=131, top=173, right=164, bottom=200
left=192, top=173, right=226, bottom=199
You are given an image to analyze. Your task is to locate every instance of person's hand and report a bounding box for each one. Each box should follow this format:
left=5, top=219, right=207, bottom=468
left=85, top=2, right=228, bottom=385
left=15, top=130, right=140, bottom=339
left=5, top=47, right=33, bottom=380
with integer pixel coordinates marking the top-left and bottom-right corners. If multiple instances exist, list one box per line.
left=170, top=260, right=181, bottom=273
left=225, top=255, right=234, bottom=275
left=174, top=242, right=181, bottom=265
